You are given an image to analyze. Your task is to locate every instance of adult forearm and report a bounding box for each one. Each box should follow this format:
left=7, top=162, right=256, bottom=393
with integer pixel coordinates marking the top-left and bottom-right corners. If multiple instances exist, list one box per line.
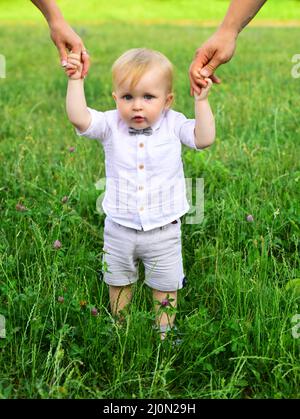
left=194, top=100, right=215, bottom=149
left=30, top=0, right=65, bottom=26
left=66, top=79, right=91, bottom=132
left=220, top=0, right=267, bottom=35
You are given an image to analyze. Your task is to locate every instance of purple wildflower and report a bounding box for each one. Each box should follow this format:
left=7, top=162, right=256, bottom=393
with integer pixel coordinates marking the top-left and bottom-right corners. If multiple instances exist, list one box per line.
left=53, top=240, right=62, bottom=249
left=68, top=146, right=75, bottom=153
left=161, top=299, right=170, bottom=307
left=91, top=307, right=98, bottom=316
left=57, top=296, right=64, bottom=303
left=246, top=214, right=254, bottom=223
left=61, top=195, right=69, bottom=204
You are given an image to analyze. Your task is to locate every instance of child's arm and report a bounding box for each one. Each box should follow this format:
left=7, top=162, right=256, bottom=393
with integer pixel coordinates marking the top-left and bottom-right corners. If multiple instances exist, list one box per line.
left=65, top=53, right=91, bottom=132
left=194, top=78, right=215, bottom=149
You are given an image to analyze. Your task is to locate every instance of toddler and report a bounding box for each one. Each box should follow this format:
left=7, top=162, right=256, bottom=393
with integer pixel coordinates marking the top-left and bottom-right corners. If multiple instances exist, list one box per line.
left=65, top=48, right=215, bottom=339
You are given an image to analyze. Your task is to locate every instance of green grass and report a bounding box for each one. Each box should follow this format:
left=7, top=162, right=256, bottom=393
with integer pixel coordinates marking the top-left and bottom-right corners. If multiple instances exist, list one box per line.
left=1, top=0, right=300, bottom=22
left=0, top=22, right=300, bottom=399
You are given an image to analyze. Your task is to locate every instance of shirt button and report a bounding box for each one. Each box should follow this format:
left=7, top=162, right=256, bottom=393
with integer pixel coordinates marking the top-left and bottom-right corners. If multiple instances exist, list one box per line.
left=138, top=185, right=144, bottom=191
left=139, top=164, right=144, bottom=170
left=139, top=142, right=144, bottom=148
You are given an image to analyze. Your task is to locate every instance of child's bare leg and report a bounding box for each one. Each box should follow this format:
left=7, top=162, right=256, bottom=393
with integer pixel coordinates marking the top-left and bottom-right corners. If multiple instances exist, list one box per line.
left=109, top=284, right=133, bottom=321
left=152, top=289, right=177, bottom=339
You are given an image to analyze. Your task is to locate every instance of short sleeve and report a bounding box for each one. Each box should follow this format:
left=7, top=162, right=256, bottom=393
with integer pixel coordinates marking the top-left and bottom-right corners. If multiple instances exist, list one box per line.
left=174, top=112, right=202, bottom=151
left=76, top=107, right=110, bottom=143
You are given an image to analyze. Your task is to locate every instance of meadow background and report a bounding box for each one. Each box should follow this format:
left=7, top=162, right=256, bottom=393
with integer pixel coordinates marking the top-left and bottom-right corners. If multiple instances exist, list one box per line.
left=0, top=0, right=299, bottom=399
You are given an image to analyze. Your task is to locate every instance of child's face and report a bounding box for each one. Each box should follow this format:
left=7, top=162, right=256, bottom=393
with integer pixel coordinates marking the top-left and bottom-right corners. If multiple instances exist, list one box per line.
left=112, top=67, right=173, bottom=129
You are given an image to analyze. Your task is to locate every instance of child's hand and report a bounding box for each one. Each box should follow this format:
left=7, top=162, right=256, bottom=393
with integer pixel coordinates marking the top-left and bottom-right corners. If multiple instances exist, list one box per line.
left=194, top=78, right=213, bottom=101
left=64, top=53, right=83, bottom=80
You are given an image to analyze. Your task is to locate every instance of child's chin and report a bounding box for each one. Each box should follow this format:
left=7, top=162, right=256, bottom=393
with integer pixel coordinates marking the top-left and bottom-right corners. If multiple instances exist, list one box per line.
left=132, top=120, right=148, bottom=128
left=133, top=123, right=147, bottom=128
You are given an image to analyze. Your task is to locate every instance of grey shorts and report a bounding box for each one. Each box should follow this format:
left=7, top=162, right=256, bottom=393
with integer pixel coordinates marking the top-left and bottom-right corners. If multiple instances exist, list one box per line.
left=102, top=217, right=186, bottom=292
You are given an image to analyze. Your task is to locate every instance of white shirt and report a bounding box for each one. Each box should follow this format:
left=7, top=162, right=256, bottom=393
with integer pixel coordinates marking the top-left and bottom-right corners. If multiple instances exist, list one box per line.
left=77, top=108, right=202, bottom=231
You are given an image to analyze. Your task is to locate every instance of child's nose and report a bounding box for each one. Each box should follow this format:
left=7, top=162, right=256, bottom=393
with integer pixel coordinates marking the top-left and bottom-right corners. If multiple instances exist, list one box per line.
left=133, top=99, right=142, bottom=110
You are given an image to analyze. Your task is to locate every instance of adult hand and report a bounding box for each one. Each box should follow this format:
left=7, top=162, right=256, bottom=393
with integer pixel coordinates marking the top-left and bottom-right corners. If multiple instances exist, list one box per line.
left=50, top=20, right=90, bottom=78
left=189, top=29, right=237, bottom=95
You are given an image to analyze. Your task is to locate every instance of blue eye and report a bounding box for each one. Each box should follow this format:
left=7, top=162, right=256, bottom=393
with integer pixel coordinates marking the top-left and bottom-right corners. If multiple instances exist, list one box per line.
left=144, top=94, right=154, bottom=100
left=122, top=94, right=132, bottom=100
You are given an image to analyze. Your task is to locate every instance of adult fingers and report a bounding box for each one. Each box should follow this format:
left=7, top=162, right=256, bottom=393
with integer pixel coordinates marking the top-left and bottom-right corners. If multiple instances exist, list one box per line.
left=189, top=68, right=205, bottom=95
left=210, top=74, right=221, bottom=84
left=81, top=50, right=90, bottom=78
left=189, top=54, right=213, bottom=96
left=189, top=74, right=208, bottom=95
left=190, top=80, right=200, bottom=96
left=199, top=54, right=222, bottom=78
left=58, top=43, right=68, bottom=67
left=70, top=42, right=83, bottom=56
left=68, top=43, right=90, bottom=78
left=193, top=65, right=221, bottom=84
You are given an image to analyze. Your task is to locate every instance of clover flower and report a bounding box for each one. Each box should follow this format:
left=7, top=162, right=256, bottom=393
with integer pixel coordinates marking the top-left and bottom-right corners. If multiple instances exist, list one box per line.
left=161, top=299, right=170, bottom=307
left=53, top=240, right=62, bottom=249
left=91, top=307, right=98, bottom=316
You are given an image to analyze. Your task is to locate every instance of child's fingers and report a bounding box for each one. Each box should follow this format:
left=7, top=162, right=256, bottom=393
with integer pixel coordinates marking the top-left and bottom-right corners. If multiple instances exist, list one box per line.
left=202, top=78, right=213, bottom=91
left=66, top=63, right=78, bottom=70
left=67, top=57, right=82, bottom=67
left=65, top=68, right=77, bottom=77
left=68, top=52, right=81, bottom=60
left=193, top=68, right=208, bottom=86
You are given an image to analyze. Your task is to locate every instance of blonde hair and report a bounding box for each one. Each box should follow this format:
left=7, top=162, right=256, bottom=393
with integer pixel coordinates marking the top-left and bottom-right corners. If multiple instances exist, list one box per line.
left=112, top=48, right=173, bottom=93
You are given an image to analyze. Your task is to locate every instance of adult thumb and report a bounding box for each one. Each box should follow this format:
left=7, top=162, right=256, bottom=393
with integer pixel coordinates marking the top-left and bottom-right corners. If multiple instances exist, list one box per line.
left=200, top=58, right=220, bottom=78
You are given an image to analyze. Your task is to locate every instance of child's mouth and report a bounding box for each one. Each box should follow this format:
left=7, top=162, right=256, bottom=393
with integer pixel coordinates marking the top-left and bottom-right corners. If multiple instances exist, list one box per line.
left=132, top=116, right=145, bottom=123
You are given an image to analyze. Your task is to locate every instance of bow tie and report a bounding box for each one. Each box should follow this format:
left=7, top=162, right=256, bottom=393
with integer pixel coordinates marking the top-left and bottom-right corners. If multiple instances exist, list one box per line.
left=128, top=126, right=153, bottom=136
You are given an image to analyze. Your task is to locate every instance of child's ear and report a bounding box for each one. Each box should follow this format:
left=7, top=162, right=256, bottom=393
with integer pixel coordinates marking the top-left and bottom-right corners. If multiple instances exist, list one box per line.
left=165, top=93, right=174, bottom=109
left=112, top=92, right=117, bottom=102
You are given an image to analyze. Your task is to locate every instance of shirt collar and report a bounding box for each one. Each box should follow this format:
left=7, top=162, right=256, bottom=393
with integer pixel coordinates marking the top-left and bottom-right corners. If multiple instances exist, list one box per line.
left=151, top=110, right=167, bottom=131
